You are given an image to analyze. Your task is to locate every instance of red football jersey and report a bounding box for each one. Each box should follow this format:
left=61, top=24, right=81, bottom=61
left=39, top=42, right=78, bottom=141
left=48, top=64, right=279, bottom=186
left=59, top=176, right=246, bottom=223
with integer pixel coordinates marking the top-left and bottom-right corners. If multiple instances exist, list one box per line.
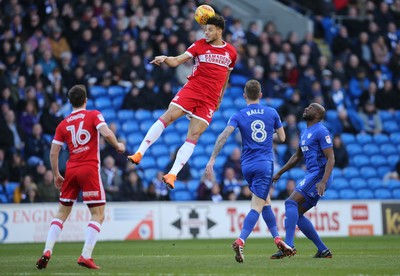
left=53, top=109, right=107, bottom=168
left=185, top=38, right=237, bottom=100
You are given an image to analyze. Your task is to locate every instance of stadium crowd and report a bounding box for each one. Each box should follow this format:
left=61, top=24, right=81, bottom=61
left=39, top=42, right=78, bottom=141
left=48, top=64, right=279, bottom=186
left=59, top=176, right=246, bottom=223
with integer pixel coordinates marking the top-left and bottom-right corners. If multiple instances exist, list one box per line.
left=0, top=0, right=399, bottom=203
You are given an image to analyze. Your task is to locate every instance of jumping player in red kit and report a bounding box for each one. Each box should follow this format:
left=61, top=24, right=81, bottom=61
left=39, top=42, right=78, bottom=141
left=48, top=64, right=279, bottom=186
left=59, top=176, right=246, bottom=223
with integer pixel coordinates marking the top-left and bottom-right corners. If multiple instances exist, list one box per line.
left=36, top=85, right=125, bottom=270
left=127, top=15, right=237, bottom=189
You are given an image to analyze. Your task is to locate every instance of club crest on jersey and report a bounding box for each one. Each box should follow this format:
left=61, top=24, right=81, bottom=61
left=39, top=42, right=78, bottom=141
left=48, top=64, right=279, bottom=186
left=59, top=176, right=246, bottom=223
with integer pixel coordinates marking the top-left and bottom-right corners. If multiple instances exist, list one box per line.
left=307, top=133, right=312, bottom=139
left=325, top=135, right=332, bottom=144
left=301, top=140, right=305, bottom=145
left=97, top=114, right=105, bottom=122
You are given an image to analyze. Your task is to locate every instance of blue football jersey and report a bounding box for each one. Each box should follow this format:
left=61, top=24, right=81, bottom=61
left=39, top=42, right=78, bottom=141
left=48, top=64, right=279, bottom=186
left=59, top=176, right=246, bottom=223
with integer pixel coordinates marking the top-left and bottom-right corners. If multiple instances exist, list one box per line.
left=299, top=122, right=333, bottom=173
left=228, top=103, right=282, bottom=164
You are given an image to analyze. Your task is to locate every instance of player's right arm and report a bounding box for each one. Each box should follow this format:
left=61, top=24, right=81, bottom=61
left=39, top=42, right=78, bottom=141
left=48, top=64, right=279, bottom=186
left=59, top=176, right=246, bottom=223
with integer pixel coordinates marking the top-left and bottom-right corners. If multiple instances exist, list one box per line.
left=272, top=146, right=303, bottom=182
left=206, top=125, right=235, bottom=176
left=274, top=126, right=286, bottom=143
left=99, top=125, right=125, bottom=153
left=50, top=143, right=64, bottom=189
left=150, top=53, right=191, bottom=67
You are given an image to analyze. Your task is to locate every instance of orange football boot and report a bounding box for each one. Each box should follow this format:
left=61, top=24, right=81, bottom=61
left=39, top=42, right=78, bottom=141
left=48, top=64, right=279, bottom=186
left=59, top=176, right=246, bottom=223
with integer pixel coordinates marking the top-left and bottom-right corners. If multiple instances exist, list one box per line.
left=162, top=174, right=177, bottom=189
left=127, top=152, right=142, bottom=165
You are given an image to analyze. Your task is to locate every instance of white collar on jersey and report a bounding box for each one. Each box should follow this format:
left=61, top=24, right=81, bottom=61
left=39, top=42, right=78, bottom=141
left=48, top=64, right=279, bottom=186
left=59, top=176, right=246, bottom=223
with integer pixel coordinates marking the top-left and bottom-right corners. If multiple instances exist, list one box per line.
left=210, top=40, right=227, bottom=48
left=71, top=108, right=86, bottom=113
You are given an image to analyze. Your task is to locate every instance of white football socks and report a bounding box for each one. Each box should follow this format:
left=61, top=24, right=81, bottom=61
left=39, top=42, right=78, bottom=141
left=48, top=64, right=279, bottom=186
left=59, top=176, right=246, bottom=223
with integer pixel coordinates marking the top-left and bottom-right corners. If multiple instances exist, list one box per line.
left=82, top=221, right=101, bottom=259
left=169, top=141, right=196, bottom=176
left=137, top=119, right=166, bottom=155
left=44, top=218, right=64, bottom=254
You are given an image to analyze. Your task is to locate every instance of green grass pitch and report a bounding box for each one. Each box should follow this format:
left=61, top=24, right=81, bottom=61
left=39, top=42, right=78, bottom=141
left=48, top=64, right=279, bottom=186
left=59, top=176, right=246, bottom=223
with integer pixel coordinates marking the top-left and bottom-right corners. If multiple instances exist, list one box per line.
left=1, top=236, right=399, bottom=275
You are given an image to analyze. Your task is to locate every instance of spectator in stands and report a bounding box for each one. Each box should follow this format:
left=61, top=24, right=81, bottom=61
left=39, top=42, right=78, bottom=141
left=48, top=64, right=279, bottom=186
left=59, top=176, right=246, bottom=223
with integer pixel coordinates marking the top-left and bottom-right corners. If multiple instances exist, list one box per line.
left=372, top=35, right=390, bottom=66
left=280, top=91, right=304, bottom=122
left=238, top=185, right=252, bottom=200
left=101, top=155, right=123, bottom=201
left=40, top=101, right=63, bottom=135
left=49, top=26, right=71, bottom=61
left=277, top=178, right=296, bottom=200
left=284, top=136, right=304, bottom=167
left=283, top=114, right=300, bottom=145
left=265, top=65, right=286, bottom=99
left=331, top=26, right=352, bottom=61
left=25, top=123, right=49, bottom=167
left=197, top=170, right=218, bottom=201
left=377, top=79, right=399, bottom=111
left=358, top=101, right=383, bottom=135
left=384, top=160, right=400, bottom=181
left=354, top=32, right=374, bottom=68
left=8, top=152, right=27, bottom=183
left=1, top=110, right=25, bottom=153
left=119, top=169, right=146, bottom=201
left=332, top=135, right=349, bottom=169
left=148, top=171, right=170, bottom=201
left=155, top=82, right=175, bottom=110
left=221, top=167, right=242, bottom=199
left=37, top=170, right=58, bottom=202
left=21, top=182, right=41, bottom=203
left=223, top=147, right=243, bottom=182
left=19, top=100, right=40, bottom=135
left=348, top=67, right=370, bottom=108
left=359, top=82, right=378, bottom=110
left=210, top=183, right=223, bottom=202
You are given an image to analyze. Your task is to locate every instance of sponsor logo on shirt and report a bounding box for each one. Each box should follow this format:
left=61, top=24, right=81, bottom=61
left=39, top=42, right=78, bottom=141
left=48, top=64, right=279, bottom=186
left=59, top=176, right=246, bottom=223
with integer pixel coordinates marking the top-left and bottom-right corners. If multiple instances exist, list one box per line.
left=97, top=114, right=105, bottom=121
left=198, top=53, right=231, bottom=67
left=83, top=191, right=99, bottom=197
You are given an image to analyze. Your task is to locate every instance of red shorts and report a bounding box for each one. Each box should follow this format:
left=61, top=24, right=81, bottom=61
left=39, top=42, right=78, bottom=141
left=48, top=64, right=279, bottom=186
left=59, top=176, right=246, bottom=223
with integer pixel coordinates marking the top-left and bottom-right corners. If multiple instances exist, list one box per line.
left=60, top=164, right=105, bottom=204
left=171, top=86, right=217, bottom=125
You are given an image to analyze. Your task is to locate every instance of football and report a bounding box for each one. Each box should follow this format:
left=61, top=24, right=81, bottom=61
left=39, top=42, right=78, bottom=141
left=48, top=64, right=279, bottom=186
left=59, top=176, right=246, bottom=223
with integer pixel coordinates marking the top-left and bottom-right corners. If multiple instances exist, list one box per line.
left=194, top=5, right=215, bottom=25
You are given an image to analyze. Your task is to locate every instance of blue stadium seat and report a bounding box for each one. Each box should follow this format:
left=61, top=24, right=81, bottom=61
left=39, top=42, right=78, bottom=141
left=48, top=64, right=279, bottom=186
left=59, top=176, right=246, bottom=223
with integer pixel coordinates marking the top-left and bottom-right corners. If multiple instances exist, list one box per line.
left=222, top=108, right=237, bottom=121
left=192, top=155, right=209, bottom=170
left=200, top=132, right=217, bottom=145
left=359, top=166, right=378, bottom=178
left=229, top=86, right=244, bottom=95
left=377, top=166, right=391, bottom=178
left=362, top=144, right=380, bottom=156
left=172, top=190, right=194, bottom=201
left=140, top=119, right=155, bottom=132
left=212, top=111, right=223, bottom=121
left=333, top=167, right=342, bottom=178
left=219, top=97, right=234, bottom=110
left=384, top=121, right=399, bottom=133
left=210, top=119, right=227, bottom=133
left=346, top=143, right=363, bottom=155
left=94, top=97, right=111, bottom=110
left=101, top=109, right=117, bottom=121
left=86, top=99, right=94, bottom=110
left=333, top=177, right=349, bottom=190
left=174, top=181, right=189, bottom=191
left=139, top=156, right=156, bottom=169
left=268, top=98, right=284, bottom=109
left=135, top=110, right=152, bottom=120
left=388, top=155, right=399, bottom=166
left=349, top=177, right=368, bottom=190
left=367, top=178, right=383, bottom=190
left=351, top=154, right=370, bottom=167
left=373, top=134, right=390, bottom=144
left=187, top=179, right=200, bottom=193
left=357, top=189, right=374, bottom=199
left=370, top=155, right=387, bottom=167
left=233, top=97, right=246, bottom=109
left=112, top=96, right=124, bottom=108
left=379, top=110, right=394, bottom=122
left=90, top=86, right=107, bottom=97
left=108, top=85, right=125, bottom=97
left=356, top=133, right=372, bottom=144
left=121, top=121, right=139, bottom=134
left=127, top=133, right=144, bottom=147
left=288, top=168, right=305, bottom=181
left=214, top=155, right=226, bottom=169
left=190, top=168, right=201, bottom=180
left=392, top=189, right=400, bottom=199
left=230, top=74, right=247, bottom=86
left=326, top=110, right=338, bottom=123
left=143, top=168, right=158, bottom=183
left=163, top=132, right=183, bottom=147
left=152, top=109, right=165, bottom=120
left=374, top=188, right=392, bottom=199
left=380, top=143, right=397, bottom=156
left=297, top=121, right=307, bottom=131
left=339, top=188, right=357, bottom=199
left=118, top=110, right=135, bottom=121
left=390, top=132, right=400, bottom=144
left=6, top=182, right=19, bottom=197
left=322, top=189, right=339, bottom=199
left=150, top=144, right=169, bottom=156
left=222, top=143, right=238, bottom=156
left=342, top=166, right=360, bottom=179
left=174, top=118, right=190, bottom=133
left=156, top=155, right=170, bottom=169
left=341, top=133, right=356, bottom=144
left=43, top=134, right=53, bottom=144
left=0, top=193, right=8, bottom=203
left=386, top=179, right=400, bottom=191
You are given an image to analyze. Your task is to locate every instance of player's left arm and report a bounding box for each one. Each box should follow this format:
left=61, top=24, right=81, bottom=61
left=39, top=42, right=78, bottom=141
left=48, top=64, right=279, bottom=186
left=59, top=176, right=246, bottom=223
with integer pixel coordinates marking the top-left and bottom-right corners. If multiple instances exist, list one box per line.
left=216, top=70, right=232, bottom=110
left=206, top=125, right=235, bottom=175
left=150, top=52, right=191, bottom=67
left=316, top=147, right=335, bottom=196
left=50, top=143, right=64, bottom=189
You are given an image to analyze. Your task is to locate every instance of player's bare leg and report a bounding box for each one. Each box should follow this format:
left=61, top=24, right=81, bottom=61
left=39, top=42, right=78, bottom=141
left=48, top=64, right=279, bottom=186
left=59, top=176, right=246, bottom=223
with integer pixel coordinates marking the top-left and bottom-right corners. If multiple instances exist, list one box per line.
left=163, top=117, right=208, bottom=189
left=127, top=105, right=185, bottom=165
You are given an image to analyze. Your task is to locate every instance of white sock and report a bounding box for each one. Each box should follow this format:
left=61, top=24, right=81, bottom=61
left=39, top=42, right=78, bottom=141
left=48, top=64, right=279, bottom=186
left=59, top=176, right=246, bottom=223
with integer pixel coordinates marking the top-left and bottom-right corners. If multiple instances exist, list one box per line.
left=44, top=218, right=64, bottom=254
left=169, top=141, right=196, bottom=176
left=137, top=119, right=166, bottom=155
left=82, top=221, right=101, bottom=259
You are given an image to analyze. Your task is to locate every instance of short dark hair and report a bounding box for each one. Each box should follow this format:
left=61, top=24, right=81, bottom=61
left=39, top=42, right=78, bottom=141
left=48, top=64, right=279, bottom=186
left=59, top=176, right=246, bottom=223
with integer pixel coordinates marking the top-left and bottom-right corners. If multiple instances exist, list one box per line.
left=68, top=85, right=87, bottom=107
left=206, top=14, right=225, bottom=31
left=244, top=80, right=261, bottom=100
